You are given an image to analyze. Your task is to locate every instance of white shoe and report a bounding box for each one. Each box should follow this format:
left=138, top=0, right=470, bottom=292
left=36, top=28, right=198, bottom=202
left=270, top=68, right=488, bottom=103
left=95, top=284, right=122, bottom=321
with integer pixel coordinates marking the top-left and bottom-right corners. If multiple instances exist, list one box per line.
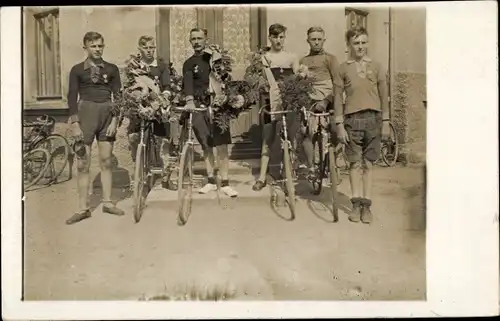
left=221, top=185, right=238, bottom=198
left=199, top=183, right=217, bottom=194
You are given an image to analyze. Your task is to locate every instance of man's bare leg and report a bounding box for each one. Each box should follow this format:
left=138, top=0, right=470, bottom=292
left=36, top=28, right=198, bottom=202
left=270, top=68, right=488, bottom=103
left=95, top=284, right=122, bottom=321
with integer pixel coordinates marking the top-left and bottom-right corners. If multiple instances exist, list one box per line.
left=217, top=144, right=238, bottom=197
left=77, top=144, right=92, bottom=211
left=360, top=158, right=374, bottom=223
left=66, top=144, right=93, bottom=225
left=204, top=147, right=216, bottom=177
left=128, top=133, right=140, bottom=187
left=98, top=141, right=124, bottom=215
left=349, top=161, right=363, bottom=198
left=216, top=145, right=229, bottom=180
left=198, top=147, right=217, bottom=194
left=362, top=159, right=373, bottom=200
left=348, top=161, right=363, bottom=222
left=128, top=133, right=140, bottom=162
left=258, top=142, right=270, bottom=182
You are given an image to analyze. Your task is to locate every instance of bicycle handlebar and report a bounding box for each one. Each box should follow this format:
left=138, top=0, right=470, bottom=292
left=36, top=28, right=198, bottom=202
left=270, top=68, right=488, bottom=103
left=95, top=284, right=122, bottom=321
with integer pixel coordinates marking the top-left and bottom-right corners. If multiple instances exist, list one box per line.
left=258, top=105, right=296, bottom=116
left=172, top=106, right=209, bottom=113
left=23, top=115, right=55, bottom=128
left=305, top=110, right=330, bottom=117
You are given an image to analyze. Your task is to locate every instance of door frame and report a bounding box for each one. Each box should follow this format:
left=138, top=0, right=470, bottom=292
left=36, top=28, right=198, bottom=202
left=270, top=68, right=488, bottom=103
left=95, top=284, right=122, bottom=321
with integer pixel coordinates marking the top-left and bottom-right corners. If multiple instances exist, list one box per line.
left=155, top=7, right=171, bottom=64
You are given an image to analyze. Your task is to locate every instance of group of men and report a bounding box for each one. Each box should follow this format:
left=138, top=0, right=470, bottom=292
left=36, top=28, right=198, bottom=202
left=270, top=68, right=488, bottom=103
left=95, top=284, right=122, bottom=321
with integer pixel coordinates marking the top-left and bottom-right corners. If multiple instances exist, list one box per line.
left=65, top=23, right=390, bottom=226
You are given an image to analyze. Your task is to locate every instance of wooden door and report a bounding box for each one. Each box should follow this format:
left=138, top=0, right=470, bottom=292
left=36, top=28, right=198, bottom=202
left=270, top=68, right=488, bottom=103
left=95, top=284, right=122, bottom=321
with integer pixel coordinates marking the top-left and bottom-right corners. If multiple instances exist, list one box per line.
left=194, top=6, right=267, bottom=146
left=196, top=8, right=224, bottom=46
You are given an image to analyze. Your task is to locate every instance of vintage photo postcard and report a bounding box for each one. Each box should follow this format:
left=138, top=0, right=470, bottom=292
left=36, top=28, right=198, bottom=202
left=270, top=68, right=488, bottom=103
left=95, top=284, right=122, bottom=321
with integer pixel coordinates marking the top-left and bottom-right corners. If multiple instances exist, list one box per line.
left=1, top=2, right=498, bottom=319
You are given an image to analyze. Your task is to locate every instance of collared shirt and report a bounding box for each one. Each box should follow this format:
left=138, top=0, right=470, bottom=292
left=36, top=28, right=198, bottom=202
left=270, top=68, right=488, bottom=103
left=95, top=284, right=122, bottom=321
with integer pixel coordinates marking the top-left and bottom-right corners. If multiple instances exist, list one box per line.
left=335, top=56, right=388, bottom=118
left=299, top=50, right=342, bottom=102
left=67, top=58, right=121, bottom=123
left=142, top=58, right=170, bottom=92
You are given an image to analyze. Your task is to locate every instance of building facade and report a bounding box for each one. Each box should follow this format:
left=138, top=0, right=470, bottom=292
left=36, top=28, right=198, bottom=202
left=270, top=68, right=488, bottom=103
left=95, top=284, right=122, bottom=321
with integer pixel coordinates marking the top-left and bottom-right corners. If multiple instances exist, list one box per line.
left=23, top=5, right=426, bottom=159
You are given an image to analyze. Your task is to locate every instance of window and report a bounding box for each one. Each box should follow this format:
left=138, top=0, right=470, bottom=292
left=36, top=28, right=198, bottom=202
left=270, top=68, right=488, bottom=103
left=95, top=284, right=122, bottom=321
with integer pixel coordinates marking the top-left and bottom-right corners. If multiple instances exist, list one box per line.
left=33, top=8, right=62, bottom=99
left=345, top=7, right=368, bottom=30
left=345, top=8, right=369, bottom=57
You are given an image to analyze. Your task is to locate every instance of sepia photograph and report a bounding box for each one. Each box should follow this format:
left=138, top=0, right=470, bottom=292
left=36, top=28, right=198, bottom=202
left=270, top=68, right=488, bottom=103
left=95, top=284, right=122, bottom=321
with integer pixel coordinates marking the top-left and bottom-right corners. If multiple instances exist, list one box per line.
left=19, top=4, right=428, bottom=302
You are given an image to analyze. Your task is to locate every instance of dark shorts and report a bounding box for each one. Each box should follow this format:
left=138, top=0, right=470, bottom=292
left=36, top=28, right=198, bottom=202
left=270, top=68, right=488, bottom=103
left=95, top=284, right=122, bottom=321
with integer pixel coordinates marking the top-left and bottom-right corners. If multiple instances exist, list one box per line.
left=191, top=111, right=232, bottom=151
left=262, top=113, right=301, bottom=149
left=127, top=116, right=169, bottom=137
left=78, top=100, right=116, bottom=145
left=344, top=109, right=382, bottom=163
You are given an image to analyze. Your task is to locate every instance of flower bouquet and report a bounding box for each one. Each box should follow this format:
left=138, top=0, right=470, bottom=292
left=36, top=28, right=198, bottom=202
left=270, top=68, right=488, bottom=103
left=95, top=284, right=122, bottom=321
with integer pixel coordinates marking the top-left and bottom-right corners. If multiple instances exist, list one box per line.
left=116, top=53, right=183, bottom=123
left=278, top=64, right=316, bottom=112
left=206, top=45, right=254, bottom=133
left=243, top=47, right=316, bottom=112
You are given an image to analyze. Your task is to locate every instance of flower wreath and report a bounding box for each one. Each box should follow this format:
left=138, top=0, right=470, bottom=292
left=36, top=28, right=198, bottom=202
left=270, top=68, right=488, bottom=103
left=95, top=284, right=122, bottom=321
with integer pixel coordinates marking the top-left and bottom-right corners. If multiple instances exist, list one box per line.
left=116, top=53, right=184, bottom=123
left=243, top=47, right=316, bottom=113
left=205, top=44, right=254, bottom=133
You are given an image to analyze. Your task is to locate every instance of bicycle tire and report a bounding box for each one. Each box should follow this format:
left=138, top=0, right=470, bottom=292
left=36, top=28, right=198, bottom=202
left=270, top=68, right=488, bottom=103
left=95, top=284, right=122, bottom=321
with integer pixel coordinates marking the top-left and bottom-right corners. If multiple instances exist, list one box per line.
left=327, top=145, right=339, bottom=222
left=282, top=141, right=296, bottom=219
left=23, top=148, right=51, bottom=190
left=311, top=132, right=324, bottom=195
left=34, top=134, right=70, bottom=184
left=381, top=122, right=400, bottom=167
left=133, top=142, right=146, bottom=223
left=177, top=143, right=193, bottom=226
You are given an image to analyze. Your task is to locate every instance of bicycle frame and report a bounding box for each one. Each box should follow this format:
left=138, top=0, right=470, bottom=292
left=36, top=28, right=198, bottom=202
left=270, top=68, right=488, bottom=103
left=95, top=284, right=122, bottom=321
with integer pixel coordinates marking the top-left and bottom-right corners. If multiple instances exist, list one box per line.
left=259, top=106, right=298, bottom=179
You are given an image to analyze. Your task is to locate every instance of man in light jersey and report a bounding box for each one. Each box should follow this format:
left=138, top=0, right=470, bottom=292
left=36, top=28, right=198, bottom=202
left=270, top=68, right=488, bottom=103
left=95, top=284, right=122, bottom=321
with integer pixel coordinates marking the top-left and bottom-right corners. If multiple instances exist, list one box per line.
left=252, top=23, right=300, bottom=191
left=298, top=26, right=342, bottom=174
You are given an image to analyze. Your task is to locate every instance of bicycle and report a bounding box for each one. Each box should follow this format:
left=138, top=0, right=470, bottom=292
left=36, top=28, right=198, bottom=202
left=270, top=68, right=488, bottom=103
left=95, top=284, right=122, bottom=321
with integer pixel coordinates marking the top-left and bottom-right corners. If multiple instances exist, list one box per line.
left=379, top=121, right=399, bottom=167
left=258, top=106, right=299, bottom=219
left=132, top=115, right=167, bottom=223
left=301, top=107, right=343, bottom=221
left=23, top=115, right=71, bottom=190
left=170, top=103, right=215, bottom=226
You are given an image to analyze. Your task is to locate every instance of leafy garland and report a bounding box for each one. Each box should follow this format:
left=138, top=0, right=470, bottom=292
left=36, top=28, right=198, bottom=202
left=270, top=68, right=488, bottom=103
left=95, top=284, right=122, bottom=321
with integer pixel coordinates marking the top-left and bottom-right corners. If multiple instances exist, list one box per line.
left=206, top=44, right=253, bottom=133
left=243, top=47, right=316, bottom=112
left=116, top=53, right=184, bottom=123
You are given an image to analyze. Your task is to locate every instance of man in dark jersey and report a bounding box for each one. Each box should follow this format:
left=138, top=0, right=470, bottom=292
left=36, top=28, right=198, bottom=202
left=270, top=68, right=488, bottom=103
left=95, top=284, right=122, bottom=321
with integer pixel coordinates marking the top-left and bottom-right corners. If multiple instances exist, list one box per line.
left=182, top=28, right=237, bottom=197
left=65, top=32, right=124, bottom=225
left=127, top=35, right=175, bottom=186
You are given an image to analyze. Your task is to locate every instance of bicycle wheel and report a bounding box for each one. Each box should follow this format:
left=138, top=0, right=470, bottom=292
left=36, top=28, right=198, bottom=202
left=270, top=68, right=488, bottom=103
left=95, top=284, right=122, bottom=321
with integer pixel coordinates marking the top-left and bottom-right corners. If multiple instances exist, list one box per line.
left=381, top=122, right=400, bottom=167
left=335, top=143, right=350, bottom=173
left=34, top=134, right=70, bottom=184
left=24, top=148, right=51, bottom=190
left=133, top=141, right=147, bottom=223
left=177, top=144, right=193, bottom=226
left=328, top=145, right=339, bottom=222
left=282, top=141, right=296, bottom=219
left=310, top=132, right=324, bottom=195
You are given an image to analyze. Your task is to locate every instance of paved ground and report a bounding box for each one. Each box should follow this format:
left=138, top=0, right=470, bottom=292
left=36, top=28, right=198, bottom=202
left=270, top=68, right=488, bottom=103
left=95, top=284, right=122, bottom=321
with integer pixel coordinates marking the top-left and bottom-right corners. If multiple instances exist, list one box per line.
left=23, top=122, right=426, bottom=301
left=23, top=161, right=426, bottom=301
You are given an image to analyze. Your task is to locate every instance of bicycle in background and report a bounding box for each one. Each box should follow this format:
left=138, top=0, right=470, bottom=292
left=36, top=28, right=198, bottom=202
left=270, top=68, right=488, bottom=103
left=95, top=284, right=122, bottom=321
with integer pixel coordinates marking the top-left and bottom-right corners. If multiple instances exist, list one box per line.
left=23, top=115, right=71, bottom=190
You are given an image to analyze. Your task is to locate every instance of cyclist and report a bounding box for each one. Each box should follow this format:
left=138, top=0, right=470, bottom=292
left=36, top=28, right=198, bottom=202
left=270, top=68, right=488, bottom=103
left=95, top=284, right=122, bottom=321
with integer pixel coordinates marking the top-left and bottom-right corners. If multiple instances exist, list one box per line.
left=251, top=23, right=300, bottom=192
left=333, top=27, right=391, bottom=224
left=127, top=35, right=176, bottom=187
left=298, top=26, right=343, bottom=176
left=65, top=31, right=123, bottom=225
left=182, top=28, right=238, bottom=197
